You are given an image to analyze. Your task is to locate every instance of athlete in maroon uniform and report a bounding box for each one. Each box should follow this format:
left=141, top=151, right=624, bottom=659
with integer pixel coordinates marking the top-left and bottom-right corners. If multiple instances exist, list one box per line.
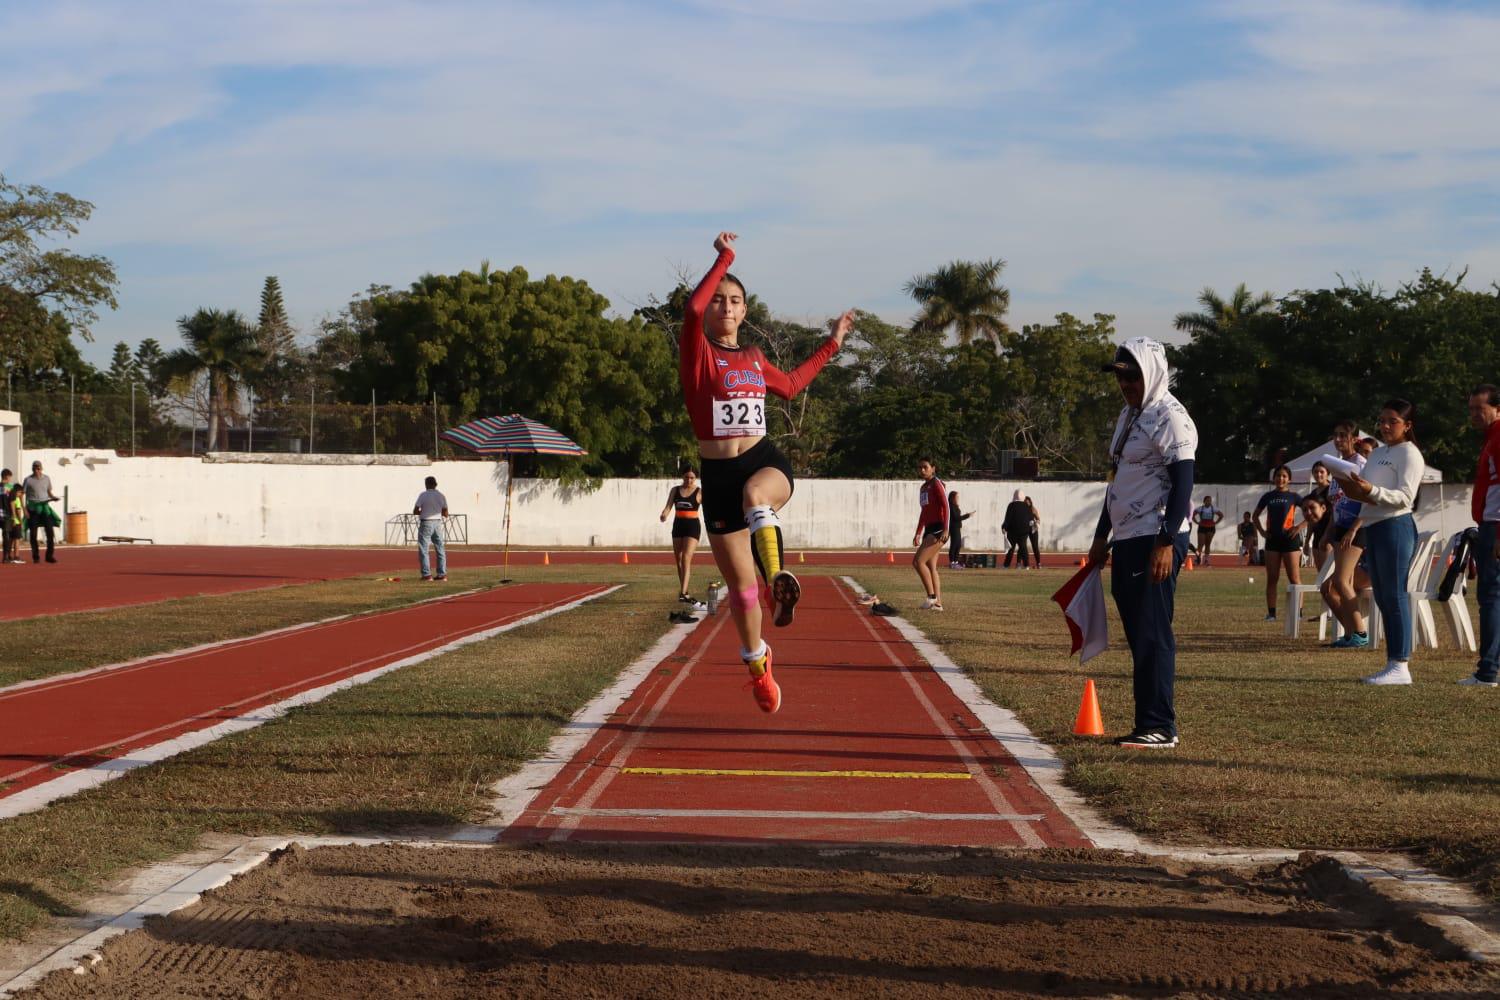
left=681, top=231, right=854, bottom=713
left=912, top=458, right=950, bottom=610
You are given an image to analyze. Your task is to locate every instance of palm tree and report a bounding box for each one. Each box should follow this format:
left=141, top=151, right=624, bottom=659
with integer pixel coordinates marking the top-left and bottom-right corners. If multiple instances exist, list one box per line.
left=1173, top=283, right=1276, bottom=337
left=162, top=309, right=264, bottom=449
left=903, top=258, right=1011, bottom=348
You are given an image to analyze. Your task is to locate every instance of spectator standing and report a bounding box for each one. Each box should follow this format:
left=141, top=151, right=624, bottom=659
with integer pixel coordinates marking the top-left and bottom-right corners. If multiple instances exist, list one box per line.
left=1334, top=399, right=1424, bottom=685
left=1322, top=421, right=1370, bottom=648
left=1087, top=337, right=1197, bottom=749
left=1304, top=462, right=1334, bottom=569
left=946, top=490, right=972, bottom=568
left=21, top=461, right=59, bottom=564
left=1025, top=496, right=1043, bottom=568
left=1001, top=490, right=1032, bottom=568
left=1, top=470, right=20, bottom=565
left=1461, top=384, right=1500, bottom=687
left=1192, top=495, right=1223, bottom=565
left=1254, top=465, right=1305, bottom=621
left=412, top=476, right=449, bottom=582
left=1237, top=511, right=1259, bottom=566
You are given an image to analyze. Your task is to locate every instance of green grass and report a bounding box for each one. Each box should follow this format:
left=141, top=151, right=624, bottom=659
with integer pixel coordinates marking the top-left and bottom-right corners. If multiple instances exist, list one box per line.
left=0, top=565, right=684, bottom=940
left=845, top=563, right=1500, bottom=898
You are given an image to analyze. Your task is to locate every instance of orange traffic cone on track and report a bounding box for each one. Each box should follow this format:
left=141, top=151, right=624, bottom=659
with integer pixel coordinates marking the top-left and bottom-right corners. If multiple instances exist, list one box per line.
left=799, top=551, right=805, bottom=564
left=542, top=551, right=550, bottom=566
left=1184, top=554, right=1195, bottom=571
left=621, top=551, right=630, bottom=565
left=1073, top=679, right=1104, bottom=737
left=887, top=551, right=895, bottom=563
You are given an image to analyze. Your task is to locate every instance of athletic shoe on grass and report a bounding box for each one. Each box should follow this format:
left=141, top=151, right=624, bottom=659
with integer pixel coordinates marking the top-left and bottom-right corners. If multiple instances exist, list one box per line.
left=919, top=597, right=936, bottom=610
left=435, top=575, right=447, bottom=581
left=928, top=601, right=944, bottom=612
left=420, top=575, right=432, bottom=582
left=1263, top=612, right=1277, bottom=622
left=770, top=571, right=800, bottom=628
left=1458, top=675, right=1498, bottom=687
left=1362, top=663, right=1412, bottom=685
left=1115, top=729, right=1178, bottom=749
left=744, top=644, right=781, bottom=713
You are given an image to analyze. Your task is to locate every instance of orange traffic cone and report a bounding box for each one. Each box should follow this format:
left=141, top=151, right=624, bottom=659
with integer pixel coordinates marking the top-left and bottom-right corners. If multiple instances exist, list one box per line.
left=799, top=551, right=806, bottom=564
left=1184, top=554, right=1195, bottom=571
left=887, top=551, right=895, bottom=563
left=1072, top=679, right=1104, bottom=737
left=621, top=551, right=630, bottom=565
left=542, top=551, right=550, bottom=566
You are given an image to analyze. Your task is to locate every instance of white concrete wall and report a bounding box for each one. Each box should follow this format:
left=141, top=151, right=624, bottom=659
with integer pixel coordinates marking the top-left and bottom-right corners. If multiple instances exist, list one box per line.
left=21, top=448, right=1478, bottom=552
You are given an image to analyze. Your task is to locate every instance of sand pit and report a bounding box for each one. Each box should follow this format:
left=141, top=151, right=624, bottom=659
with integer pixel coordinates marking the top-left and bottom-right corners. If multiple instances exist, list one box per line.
left=20, top=843, right=1498, bottom=999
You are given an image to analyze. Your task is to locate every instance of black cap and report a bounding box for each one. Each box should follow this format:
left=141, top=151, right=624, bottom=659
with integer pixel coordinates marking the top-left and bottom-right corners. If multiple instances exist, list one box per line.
left=1100, top=346, right=1142, bottom=376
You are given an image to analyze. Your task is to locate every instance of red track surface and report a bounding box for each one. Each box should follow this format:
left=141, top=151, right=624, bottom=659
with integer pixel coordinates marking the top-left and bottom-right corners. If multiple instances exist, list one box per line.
left=506, top=576, right=1088, bottom=849
left=0, top=582, right=605, bottom=804
left=0, top=546, right=936, bottom=622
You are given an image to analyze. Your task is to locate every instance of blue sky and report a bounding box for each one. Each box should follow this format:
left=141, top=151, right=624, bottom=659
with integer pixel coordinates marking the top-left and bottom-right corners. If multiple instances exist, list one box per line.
left=5, top=0, right=1500, bottom=368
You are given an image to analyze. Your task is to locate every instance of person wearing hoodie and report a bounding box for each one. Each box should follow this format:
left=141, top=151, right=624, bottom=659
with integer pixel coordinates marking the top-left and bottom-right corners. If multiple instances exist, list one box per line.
left=1086, top=338, right=1197, bottom=749
left=1002, top=490, right=1032, bottom=568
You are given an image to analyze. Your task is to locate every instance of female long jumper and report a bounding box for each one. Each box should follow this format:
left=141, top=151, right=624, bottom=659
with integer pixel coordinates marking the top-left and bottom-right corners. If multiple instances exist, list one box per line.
left=680, top=232, right=853, bottom=713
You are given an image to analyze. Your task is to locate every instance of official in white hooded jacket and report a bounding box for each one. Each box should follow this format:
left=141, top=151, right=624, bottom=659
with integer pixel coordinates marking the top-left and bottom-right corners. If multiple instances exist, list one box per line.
left=1087, top=338, right=1197, bottom=749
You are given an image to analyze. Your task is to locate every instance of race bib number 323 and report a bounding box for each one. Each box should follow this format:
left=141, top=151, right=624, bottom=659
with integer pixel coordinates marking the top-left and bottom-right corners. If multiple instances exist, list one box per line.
left=711, top=398, right=766, bottom=437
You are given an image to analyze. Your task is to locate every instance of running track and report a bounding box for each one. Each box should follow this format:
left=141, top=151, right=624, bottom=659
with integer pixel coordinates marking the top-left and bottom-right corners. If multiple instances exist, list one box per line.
left=0, top=582, right=608, bottom=813
left=2, top=546, right=932, bottom=622
left=504, top=576, right=1088, bottom=849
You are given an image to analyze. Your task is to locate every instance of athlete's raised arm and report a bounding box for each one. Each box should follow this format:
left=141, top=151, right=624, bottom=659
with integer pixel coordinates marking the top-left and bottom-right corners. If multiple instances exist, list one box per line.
left=762, top=309, right=854, bottom=399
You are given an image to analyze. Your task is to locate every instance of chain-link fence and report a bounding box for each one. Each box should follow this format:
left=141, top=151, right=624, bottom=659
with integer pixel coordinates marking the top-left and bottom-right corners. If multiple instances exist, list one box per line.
left=7, top=386, right=471, bottom=459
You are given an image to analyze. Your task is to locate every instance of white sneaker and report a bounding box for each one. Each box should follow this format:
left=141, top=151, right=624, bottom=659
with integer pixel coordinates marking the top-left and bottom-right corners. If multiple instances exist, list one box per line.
left=1363, top=663, right=1412, bottom=686
left=690, top=601, right=707, bottom=612
left=1458, top=675, right=1498, bottom=688
left=919, top=597, right=936, bottom=610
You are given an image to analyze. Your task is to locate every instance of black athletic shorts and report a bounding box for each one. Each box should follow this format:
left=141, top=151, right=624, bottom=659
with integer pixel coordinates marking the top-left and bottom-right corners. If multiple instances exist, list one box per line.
left=1265, top=533, right=1303, bottom=554
left=1327, top=521, right=1367, bottom=549
left=922, top=522, right=946, bottom=540
left=670, top=518, right=702, bottom=541
left=699, top=437, right=795, bottom=535
left=1196, top=525, right=1216, bottom=537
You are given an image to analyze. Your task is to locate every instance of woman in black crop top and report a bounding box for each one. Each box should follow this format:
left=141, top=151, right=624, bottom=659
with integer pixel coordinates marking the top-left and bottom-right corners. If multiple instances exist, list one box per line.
left=659, top=466, right=703, bottom=605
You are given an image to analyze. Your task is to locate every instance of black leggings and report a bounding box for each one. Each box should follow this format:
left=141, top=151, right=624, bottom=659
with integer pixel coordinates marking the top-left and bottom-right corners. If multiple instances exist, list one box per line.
left=29, top=521, right=55, bottom=561
left=1027, top=530, right=1041, bottom=567
left=1004, top=532, right=1030, bottom=567
left=948, top=533, right=963, bottom=564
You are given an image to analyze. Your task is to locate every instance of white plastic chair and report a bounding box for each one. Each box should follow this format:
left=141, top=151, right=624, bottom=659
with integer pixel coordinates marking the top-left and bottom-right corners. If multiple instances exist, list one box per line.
left=1366, top=530, right=1438, bottom=649
left=1286, top=556, right=1338, bottom=639
left=1414, top=532, right=1478, bottom=652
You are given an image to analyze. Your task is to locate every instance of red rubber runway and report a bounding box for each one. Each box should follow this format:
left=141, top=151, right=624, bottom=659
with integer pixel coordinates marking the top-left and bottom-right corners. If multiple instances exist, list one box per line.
left=0, top=546, right=920, bottom=622
left=0, top=582, right=606, bottom=805
left=505, top=576, right=1088, bottom=849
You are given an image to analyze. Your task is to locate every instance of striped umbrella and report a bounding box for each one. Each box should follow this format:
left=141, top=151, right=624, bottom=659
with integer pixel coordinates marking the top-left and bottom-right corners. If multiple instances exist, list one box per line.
left=440, top=414, right=587, bottom=573
left=440, top=413, right=587, bottom=457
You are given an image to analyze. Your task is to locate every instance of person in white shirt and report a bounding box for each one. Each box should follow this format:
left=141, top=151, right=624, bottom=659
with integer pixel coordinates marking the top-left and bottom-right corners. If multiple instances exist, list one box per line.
left=1333, top=399, right=1424, bottom=685
left=412, top=476, right=449, bottom=581
left=1087, top=337, right=1197, bottom=749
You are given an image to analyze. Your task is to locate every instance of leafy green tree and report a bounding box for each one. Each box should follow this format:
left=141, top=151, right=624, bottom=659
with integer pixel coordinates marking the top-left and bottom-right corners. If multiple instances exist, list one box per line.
left=1002, top=313, right=1118, bottom=475
left=343, top=264, right=690, bottom=477
left=1173, top=283, right=1275, bottom=337
left=106, top=341, right=138, bottom=391
left=0, top=174, right=118, bottom=349
left=133, top=338, right=169, bottom=398
left=161, top=309, right=264, bottom=450
left=904, top=258, right=1010, bottom=348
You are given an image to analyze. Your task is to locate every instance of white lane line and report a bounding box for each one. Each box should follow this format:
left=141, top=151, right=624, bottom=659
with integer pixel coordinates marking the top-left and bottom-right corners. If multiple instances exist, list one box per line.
left=840, top=575, right=1132, bottom=852
left=451, top=614, right=708, bottom=841
left=548, top=807, right=1045, bottom=823
left=545, top=613, right=732, bottom=843
left=829, top=579, right=1047, bottom=848
left=0, top=585, right=486, bottom=700
left=0, top=586, right=620, bottom=822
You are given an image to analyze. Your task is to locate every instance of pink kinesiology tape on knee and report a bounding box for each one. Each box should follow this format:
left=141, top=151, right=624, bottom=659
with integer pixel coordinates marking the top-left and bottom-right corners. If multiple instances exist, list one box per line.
left=729, top=586, right=760, bottom=611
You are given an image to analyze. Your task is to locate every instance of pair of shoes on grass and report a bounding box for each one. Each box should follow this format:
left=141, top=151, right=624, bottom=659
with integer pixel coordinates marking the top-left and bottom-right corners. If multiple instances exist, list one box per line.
left=918, top=597, right=945, bottom=612
left=1329, top=632, right=1369, bottom=648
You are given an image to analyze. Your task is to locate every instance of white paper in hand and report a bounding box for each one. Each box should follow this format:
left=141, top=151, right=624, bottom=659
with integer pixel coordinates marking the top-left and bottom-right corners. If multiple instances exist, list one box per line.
left=1320, top=454, right=1362, bottom=478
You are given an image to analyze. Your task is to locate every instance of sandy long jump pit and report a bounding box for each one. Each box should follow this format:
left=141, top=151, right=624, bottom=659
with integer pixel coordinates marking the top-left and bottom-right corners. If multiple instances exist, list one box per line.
left=22, top=842, right=1499, bottom=999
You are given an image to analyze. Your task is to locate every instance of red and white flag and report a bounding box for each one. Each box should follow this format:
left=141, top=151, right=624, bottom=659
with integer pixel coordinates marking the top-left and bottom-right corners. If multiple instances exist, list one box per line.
left=1051, top=564, right=1108, bottom=664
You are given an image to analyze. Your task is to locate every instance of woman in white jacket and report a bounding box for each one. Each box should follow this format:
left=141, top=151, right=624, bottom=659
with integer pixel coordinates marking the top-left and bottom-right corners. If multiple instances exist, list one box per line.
left=1333, top=399, right=1424, bottom=685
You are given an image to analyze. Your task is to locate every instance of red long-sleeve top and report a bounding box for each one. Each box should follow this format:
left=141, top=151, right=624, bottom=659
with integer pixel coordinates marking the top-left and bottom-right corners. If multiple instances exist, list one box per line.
left=917, top=476, right=950, bottom=533
left=680, top=248, right=840, bottom=441
left=1474, top=418, right=1500, bottom=523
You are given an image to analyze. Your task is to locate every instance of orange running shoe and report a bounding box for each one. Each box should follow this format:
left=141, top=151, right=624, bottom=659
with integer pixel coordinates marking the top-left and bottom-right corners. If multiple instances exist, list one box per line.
left=744, top=643, right=781, bottom=714
left=770, top=571, right=801, bottom=628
